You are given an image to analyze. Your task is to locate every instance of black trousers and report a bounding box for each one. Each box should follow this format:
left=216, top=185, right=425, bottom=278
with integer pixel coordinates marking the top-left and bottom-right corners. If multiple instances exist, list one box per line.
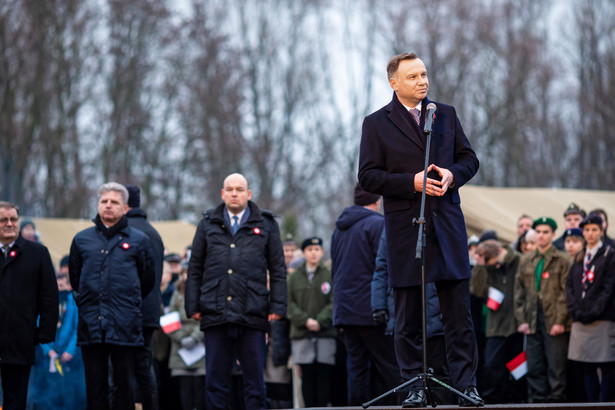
left=81, top=344, right=137, bottom=410
left=177, top=375, right=205, bottom=410
left=0, top=364, right=31, bottom=410
left=134, top=328, right=158, bottom=410
left=481, top=333, right=526, bottom=403
left=204, top=324, right=266, bottom=410
left=394, top=278, right=478, bottom=390
left=300, top=362, right=333, bottom=408
left=342, top=326, right=400, bottom=405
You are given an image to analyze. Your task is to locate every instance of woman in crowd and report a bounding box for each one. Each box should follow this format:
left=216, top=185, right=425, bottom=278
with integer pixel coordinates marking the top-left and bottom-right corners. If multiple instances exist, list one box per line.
left=287, top=237, right=335, bottom=408
left=566, top=214, right=615, bottom=402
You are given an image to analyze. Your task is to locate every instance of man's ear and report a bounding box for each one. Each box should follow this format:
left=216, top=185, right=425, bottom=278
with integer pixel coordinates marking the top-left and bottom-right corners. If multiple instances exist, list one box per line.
left=389, top=77, right=398, bottom=91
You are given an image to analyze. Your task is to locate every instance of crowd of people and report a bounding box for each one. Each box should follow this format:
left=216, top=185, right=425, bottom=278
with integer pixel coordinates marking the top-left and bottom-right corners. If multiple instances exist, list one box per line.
left=469, top=203, right=615, bottom=405
left=1, top=51, right=614, bottom=410
left=2, top=182, right=613, bottom=410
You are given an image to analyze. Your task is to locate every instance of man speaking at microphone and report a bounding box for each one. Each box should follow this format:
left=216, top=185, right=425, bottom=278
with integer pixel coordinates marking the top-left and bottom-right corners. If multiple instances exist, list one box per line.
left=358, top=53, right=482, bottom=407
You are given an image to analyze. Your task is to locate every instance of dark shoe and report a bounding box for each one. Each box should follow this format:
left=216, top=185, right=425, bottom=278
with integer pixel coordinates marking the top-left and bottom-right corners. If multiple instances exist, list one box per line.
left=402, top=387, right=426, bottom=408
left=458, top=386, right=484, bottom=407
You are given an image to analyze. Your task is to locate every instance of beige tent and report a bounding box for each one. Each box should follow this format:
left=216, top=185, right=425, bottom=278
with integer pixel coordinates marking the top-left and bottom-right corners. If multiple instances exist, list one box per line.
left=30, top=217, right=197, bottom=268
left=461, top=185, right=615, bottom=243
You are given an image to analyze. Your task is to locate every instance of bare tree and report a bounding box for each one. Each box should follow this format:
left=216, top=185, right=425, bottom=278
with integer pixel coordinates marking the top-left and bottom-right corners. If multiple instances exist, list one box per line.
left=0, top=0, right=94, bottom=216
left=96, top=0, right=170, bottom=185
left=574, top=0, right=615, bottom=190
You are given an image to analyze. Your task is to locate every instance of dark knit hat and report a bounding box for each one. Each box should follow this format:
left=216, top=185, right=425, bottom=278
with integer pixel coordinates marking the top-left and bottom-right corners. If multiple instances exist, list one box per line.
left=301, top=236, right=323, bottom=251
left=164, top=253, right=182, bottom=263
left=479, top=230, right=497, bottom=243
left=19, top=218, right=36, bottom=231
left=354, top=183, right=380, bottom=206
left=59, top=255, right=70, bottom=268
left=580, top=214, right=603, bottom=229
left=532, top=217, right=557, bottom=232
left=125, top=184, right=141, bottom=208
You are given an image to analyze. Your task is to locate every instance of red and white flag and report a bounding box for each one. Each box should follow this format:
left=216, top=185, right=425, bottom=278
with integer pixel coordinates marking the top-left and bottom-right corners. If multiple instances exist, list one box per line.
left=486, top=286, right=505, bottom=311
left=506, top=351, right=528, bottom=380
left=160, top=311, right=182, bottom=334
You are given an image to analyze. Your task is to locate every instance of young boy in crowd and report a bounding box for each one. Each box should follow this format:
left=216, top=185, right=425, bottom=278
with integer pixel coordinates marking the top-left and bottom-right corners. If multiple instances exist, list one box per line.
left=563, top=228, right=585, bottom=259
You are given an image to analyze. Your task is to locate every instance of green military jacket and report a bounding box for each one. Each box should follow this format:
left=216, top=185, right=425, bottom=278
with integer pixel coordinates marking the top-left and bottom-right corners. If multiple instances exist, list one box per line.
left=514, top=246, right=572, bottom=333
left=287, top=262, right=335, bottom=339
left=470, top=246, right=520, bottom=338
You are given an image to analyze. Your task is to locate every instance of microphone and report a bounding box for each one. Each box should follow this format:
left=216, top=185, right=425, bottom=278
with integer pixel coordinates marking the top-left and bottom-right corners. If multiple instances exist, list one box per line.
left=423, top=103, right=437, bottom=135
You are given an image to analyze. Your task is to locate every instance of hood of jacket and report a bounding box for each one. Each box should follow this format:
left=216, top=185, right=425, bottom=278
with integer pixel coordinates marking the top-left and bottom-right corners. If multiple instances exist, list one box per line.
left=126, top=207, right=148, bottom=220
left=335, top=205, right=379, bottom=231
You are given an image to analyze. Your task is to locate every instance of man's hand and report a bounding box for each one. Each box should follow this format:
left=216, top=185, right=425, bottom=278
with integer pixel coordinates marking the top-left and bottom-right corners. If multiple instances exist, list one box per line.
left=431, top=165, right=455, bottom=192
left=268, top=313, right=283, bottom=321
left=306, top=318, right=321, bottom=332
left=517, top=323, right=530, bottom=335
left=191, top=312, right=202, bottom=321
left=550, top=324, right=565, bottom=336
left=372, top=309, right=390, bottom=325
left=414, top=164, right=454, bottom=196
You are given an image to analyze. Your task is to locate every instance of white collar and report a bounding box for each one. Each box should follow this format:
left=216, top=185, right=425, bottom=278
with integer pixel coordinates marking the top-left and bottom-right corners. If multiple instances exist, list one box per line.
left=401, top=101, right=422, bottom=112
left=1, top=241, right=15, bottom=250
left=586, top=241, right=603, bottom=259
left=227, top=208, right=246, bottom=223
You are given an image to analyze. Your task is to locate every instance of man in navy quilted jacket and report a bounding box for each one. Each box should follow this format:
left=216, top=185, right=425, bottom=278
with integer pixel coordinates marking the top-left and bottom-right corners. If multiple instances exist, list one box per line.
left=69, top=182, right=155, bottom=410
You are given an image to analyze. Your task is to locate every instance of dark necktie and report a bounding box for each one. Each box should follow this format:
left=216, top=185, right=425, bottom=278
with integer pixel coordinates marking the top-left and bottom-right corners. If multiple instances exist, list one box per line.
left=582, top=252, right=592, bottom=285
left=0, top=245, right=7, bottom=265
left=232, top=216, right=239, bottom=235
left=410, top=108, right=420, bottom=126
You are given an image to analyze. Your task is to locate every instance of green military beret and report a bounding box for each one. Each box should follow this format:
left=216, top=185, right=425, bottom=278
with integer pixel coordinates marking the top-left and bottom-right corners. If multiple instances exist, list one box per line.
left=532, top=217, right=557, bottom=232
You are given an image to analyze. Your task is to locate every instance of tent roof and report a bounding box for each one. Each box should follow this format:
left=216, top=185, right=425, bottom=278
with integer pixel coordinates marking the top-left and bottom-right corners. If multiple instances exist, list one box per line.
left=30, top=217, right=196, bottom=268
left=460, top=185, right=615, bottom=243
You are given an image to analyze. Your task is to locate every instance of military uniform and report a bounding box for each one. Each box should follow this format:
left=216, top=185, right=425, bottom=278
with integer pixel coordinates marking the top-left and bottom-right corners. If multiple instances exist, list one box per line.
left=514, top=241, right=572, bottom=402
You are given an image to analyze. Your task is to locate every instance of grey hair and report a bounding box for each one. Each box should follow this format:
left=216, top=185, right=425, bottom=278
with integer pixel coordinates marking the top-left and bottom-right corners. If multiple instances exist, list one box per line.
left=0, top=201, right=19, bottom=216
left=97, top=182, right=129, bottom=205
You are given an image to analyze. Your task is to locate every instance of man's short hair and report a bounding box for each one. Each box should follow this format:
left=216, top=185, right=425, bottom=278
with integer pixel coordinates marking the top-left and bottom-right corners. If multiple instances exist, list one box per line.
left=0, top=201, right=19, bottom=216
left=97, top=182, right=129, bottom=205
left=518, top=214, right=532, bottom=222
left=476, top=239, right=501, bottom=261
left=387, top=52, right=419, bottom=80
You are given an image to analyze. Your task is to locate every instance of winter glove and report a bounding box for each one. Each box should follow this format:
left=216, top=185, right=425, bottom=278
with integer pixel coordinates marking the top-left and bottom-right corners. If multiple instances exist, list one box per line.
left=372, top=309, right=390, bottom=325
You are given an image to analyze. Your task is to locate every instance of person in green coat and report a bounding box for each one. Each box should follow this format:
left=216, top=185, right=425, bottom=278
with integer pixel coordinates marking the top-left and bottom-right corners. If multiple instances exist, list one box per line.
left=287, top=237, right=335, bottom=407
left=514, top=217, right=572, bottom=403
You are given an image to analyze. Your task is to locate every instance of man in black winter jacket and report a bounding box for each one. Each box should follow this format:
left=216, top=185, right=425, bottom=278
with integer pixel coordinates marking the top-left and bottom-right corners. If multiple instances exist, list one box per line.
left=69, top=182, right=155, bottom=410
left=185, top=173, right=287, bottom=410
left=123, top=184, right=164, bottom=410
left=331, top=183, right=400, bottom=405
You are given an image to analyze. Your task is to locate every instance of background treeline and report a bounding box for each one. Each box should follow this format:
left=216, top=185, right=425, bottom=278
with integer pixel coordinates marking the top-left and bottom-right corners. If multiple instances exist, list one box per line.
left=1, top=0, right=614, bottom=239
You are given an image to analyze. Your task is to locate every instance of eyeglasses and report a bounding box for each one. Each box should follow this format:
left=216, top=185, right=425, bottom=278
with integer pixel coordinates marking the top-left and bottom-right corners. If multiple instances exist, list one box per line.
left=0, top=217, right=18, bottom=224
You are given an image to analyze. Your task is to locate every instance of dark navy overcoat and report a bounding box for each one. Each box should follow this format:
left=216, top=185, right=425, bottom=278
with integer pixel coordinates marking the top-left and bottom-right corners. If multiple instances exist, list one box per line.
left=358, top=93, right=479, bottom=287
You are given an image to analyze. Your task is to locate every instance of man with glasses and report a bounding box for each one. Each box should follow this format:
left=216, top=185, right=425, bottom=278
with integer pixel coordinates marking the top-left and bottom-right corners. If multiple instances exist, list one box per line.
left=0, top=201, right=58, bottom=410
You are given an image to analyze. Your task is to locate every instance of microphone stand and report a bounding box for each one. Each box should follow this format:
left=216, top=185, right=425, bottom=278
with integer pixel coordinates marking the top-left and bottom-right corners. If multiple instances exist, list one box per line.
left=362, top=113, right=480, bottom=408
